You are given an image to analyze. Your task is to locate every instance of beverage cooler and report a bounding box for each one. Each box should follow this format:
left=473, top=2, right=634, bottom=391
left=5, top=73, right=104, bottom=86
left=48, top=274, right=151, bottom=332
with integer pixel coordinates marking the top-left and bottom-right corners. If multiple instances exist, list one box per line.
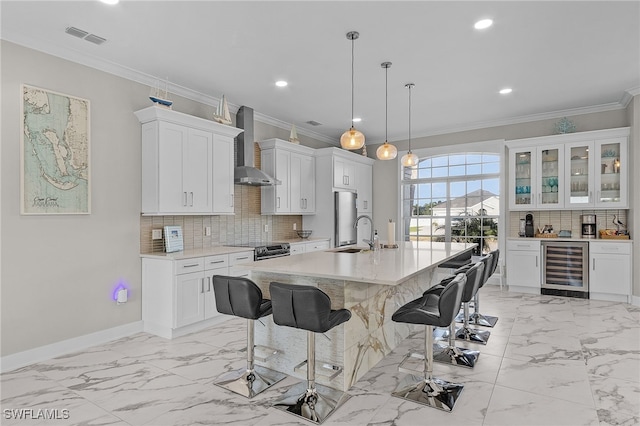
left=541, top=241, right=589, bottom=298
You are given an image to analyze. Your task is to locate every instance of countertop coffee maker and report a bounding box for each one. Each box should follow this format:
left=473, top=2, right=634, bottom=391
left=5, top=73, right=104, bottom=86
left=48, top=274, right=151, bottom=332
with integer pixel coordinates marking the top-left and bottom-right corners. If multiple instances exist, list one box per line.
left=525, top=213, right=534, bottom=237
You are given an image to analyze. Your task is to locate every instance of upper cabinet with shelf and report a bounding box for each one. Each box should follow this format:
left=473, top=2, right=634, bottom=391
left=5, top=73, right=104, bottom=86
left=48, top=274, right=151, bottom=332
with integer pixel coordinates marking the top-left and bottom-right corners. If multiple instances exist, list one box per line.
left=135, top=106, right=242, bottom=215
left=507, top=127, right=629, bottom=210
left=259, top=139, right=316, bottom=215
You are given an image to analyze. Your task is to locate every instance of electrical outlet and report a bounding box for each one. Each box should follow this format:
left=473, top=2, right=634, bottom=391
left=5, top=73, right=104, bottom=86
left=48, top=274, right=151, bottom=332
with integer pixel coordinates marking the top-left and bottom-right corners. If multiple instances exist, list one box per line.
left=204, top=226, right=211, bottom=236
left=264, top=224, right=268, bottom=233
left=293, top=222, right=297, bottom=230
left=152, top=229, right=163, bottom=240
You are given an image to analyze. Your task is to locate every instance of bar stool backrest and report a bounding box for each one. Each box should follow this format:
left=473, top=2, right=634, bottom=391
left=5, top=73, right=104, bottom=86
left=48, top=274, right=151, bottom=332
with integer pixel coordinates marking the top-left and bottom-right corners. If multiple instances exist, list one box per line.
left=438, top=273, right=467, bottom=326
left=212, top=275, right=269, bottom=320
left=461, top=261, right=485, bottom=303
left=270, top=282, right=336, bottom=333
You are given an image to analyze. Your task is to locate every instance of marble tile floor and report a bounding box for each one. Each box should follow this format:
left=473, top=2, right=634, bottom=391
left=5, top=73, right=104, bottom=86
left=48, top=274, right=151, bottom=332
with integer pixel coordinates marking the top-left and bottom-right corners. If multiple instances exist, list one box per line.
left=2, top=286, right=639, bottom=426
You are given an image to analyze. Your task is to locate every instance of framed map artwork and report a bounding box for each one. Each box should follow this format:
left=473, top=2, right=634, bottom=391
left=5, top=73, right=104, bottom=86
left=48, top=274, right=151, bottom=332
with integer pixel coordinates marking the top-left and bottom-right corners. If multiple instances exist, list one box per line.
left=21, top=85, right=91, bottom=214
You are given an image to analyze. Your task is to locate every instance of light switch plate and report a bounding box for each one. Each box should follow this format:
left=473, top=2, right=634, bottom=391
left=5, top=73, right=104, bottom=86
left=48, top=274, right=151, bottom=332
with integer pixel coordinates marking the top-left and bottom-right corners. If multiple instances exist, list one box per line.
left=152, top=229, right=163, bottom=240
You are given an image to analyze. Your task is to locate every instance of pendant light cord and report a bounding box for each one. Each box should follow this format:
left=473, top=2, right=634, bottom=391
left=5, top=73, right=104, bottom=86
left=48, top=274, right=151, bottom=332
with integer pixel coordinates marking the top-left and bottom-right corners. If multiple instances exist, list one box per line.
left=385, top=65, right=388, bottom=143
left=408, top=84, right=412, bottom=151
left=351, top=36, right=355, bottom=127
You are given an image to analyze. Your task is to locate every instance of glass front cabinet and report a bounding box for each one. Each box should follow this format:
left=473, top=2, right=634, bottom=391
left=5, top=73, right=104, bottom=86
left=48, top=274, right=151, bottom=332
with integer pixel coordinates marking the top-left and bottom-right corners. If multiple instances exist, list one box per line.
left=508, top=127, right=629, bottom=211
left=508, top=145, right=564, bottom=210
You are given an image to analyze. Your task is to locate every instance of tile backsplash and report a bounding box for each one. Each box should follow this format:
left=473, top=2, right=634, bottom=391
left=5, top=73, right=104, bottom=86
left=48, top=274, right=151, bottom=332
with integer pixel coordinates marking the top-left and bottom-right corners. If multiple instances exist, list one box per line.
left=140, top=185, right=303, bottom=253
left=508, top=209, right=628, bottom=238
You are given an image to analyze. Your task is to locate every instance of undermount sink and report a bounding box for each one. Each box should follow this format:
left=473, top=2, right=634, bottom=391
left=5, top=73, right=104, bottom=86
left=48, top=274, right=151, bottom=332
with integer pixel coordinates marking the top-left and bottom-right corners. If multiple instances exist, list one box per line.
left=331, top=248, right=366, bottom=253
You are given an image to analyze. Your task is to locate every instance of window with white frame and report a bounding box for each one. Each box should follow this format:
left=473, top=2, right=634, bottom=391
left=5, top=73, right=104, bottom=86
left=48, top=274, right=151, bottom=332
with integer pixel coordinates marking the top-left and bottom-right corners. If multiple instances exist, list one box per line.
left=401, top=152, right=500, bottom=255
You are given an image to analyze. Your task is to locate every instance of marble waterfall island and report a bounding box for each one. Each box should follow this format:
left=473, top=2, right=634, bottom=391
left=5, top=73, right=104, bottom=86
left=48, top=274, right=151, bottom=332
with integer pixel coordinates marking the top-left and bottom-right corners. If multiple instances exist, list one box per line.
left=244, top=241, right=475, bottom=391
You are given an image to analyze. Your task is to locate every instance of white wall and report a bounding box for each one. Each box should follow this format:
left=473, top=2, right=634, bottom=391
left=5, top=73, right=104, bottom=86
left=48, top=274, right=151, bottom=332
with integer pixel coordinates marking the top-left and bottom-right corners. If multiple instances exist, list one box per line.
left=1, top=41, right=148, bottom=356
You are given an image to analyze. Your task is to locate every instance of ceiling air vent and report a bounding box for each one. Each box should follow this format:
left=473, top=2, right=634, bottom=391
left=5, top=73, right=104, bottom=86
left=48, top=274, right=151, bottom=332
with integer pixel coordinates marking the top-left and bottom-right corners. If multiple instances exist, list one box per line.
left=65, top=27, right=89, bottom=38
left=305, top=120, right=322, bottom=126
left=65, top=27, right=107, bottom=45
left=84, top=34, right=106, bottom=45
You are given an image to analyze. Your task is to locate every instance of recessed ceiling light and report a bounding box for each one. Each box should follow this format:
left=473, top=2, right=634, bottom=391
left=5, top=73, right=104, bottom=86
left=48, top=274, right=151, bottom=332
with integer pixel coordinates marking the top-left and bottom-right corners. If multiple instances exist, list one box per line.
left=499, top=88, right=513, bottom=95
left=474, top=19, right=493, bottom=30
left=100, top=0, right=119, bottom=5
left=275, top=80, right=288, bottom=87
left=352, top=117, right=362, bottom=123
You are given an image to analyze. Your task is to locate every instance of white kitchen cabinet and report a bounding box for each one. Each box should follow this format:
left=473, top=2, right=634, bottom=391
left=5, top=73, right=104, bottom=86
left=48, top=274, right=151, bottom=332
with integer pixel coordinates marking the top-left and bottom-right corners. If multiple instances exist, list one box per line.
left=334, top=156, right=357, bottom=190
left=175, top=270, right=206, bottom=328
left=290, top=239, right=330, bottom=255
left=212, top=134, right=236, bottom=214
left=589, top=241, right=631, bottom=302
left=566, top=136, right=628, bottom=209
left=507, top=127, right=629, bottom=211
left=141, top=249, right=254, bottom=339
left=506, top=239, right=541, bottom=293
left=507, top=145, right=564, bottom=210
left=135, top=106, right=242, bottom=215
left=203, top=254, right=230, bottom=320
left=356, top=162, right=373, bottom=212
left=228, top=250, right=255, bottom=278
left=259, top=139, right=315, bottom=214
left=290, top=242, right=306, bottom=255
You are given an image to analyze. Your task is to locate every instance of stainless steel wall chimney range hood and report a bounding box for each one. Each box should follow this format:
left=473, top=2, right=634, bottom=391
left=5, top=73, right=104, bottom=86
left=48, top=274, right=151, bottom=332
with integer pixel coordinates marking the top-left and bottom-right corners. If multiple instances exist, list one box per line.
left=234, top=106, right=279, bottom=186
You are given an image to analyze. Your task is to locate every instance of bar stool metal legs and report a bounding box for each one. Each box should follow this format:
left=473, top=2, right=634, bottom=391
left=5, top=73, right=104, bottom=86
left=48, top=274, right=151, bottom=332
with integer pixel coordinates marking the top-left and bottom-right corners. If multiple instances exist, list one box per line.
left=214, top=318, right=286, bottom=398
left=469, top=292, right=499, bottom=327
left=392, top=325, right=464, bottom=412
left=434, top=320, right=480, bottom=368
left=455, top=301, right=490, bottom=345
left=272, top=331, right=351, bottom=424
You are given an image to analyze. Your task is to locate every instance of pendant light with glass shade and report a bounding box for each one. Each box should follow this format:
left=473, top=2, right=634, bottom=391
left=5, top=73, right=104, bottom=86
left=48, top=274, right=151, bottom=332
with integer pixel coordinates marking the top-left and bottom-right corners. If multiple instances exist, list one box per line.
left=376, top=62, right=398, bottom=160
left=401, top=83, right=419, bottom=167
left=340, top=31, right=365, bottom=150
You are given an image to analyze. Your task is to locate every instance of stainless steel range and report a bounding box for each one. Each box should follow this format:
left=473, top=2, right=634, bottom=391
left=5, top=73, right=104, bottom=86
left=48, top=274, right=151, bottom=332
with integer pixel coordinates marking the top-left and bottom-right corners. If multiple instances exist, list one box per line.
left=233, top=242, right=291, bottom=261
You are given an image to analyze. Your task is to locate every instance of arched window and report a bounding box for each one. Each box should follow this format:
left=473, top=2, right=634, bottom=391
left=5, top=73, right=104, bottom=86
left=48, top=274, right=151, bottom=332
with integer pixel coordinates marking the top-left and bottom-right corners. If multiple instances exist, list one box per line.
left=401, top=152, right=500, bottom=255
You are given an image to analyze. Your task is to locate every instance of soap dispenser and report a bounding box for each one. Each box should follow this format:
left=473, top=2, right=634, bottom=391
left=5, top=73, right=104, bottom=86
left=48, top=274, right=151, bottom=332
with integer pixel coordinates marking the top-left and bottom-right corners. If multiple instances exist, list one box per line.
left=373, top=230, right=380, bottom=250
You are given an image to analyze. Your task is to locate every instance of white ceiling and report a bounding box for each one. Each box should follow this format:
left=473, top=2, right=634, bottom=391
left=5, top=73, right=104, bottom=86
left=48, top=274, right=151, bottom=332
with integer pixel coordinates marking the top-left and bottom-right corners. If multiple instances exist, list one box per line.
left=2, top=1, right=639, bottom=146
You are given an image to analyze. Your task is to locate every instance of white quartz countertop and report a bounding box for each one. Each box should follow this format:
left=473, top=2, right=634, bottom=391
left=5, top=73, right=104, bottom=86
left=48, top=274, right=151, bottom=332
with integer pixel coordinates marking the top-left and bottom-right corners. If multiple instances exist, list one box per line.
left=244, top=241, right=475, bottom=286
left=140, top=246, right=254, bottom=260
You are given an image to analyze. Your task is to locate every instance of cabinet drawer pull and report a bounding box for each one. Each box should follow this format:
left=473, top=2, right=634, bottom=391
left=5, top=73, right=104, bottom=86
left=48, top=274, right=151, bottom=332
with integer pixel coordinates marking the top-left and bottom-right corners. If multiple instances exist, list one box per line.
left=230, top=194, right=234, bottom=207
left=190, top=192, right=194, bottom=206
left=209, top=260, right=225, bottom=264
left=208, top=276, right=211, bottom=292
left=182, top=263, right=200, bottom=268
left=236, top=256, right=250, bottom=260
left=183, top=192, right=188, bottom=206
left=201, top=278, right=205, bottom=294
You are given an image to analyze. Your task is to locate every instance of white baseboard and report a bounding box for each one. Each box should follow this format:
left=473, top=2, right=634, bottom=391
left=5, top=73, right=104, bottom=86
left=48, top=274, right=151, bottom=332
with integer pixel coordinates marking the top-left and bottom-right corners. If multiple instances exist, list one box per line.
left=632, top=295, right=640, bottom=307
left=1, top=321, right=143, bottom=373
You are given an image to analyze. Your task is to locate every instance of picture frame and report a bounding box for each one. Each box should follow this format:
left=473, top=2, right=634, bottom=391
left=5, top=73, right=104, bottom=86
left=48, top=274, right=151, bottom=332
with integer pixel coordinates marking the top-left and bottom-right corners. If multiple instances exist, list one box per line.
left=21, top=84, right=91, bottom=214
left=164, top=226, right=184, bottom=253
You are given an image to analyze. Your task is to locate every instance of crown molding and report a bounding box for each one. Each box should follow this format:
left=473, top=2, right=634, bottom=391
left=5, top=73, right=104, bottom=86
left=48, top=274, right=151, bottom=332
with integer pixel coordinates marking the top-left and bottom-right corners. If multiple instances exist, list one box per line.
left=2, top=35, right=339, bottom=145
left=407, top=100, right=630, bottom=142
left=2, top=35, right=632, bottom=148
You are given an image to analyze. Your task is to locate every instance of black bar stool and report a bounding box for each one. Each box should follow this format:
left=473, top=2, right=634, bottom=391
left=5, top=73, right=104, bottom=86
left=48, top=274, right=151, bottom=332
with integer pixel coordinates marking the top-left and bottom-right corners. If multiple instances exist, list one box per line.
left=430, top=261, right=484, bottom=368
left=469, top=249, right=500, bottom=327
left=454, top=255, right=492, bottom=345
left=391, top=273, right=467, bottom=412
left=211, top=275, right=287, bottom=398
left=269, top=282, right=352, bottom=425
